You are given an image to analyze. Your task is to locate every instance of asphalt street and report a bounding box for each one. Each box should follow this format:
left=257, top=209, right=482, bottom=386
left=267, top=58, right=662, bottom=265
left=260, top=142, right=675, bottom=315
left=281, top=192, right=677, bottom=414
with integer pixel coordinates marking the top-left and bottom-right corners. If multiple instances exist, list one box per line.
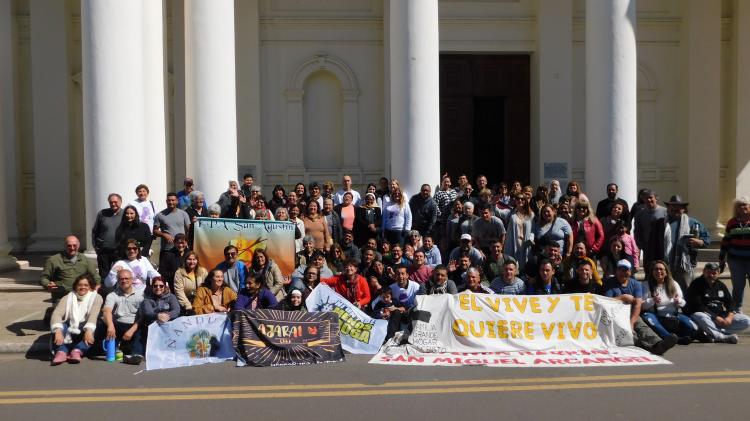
left=1, top=342, right=750, bottom=421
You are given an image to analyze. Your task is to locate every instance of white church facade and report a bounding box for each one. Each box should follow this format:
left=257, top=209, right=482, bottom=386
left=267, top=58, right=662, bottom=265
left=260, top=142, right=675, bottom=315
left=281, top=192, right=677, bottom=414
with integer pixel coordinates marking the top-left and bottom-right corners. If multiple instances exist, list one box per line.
left=0, top=0, right=748, bottom=264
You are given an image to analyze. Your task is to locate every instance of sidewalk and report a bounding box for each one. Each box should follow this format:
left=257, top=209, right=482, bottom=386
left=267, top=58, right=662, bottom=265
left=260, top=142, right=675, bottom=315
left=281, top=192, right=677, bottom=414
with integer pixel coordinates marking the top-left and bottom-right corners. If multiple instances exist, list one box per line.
left=1, top=252, right=746, bottom=355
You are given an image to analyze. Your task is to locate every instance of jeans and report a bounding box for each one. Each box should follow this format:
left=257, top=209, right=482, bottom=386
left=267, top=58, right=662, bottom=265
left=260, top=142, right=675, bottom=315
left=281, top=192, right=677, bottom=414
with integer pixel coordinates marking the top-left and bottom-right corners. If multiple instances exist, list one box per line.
left=728, top=258, right=750, bottom=311
left=641, top=312, right=698, bottom=338
left=50, top=323, right=92, bottom=355
left=690, top=312, right=750, bottom=341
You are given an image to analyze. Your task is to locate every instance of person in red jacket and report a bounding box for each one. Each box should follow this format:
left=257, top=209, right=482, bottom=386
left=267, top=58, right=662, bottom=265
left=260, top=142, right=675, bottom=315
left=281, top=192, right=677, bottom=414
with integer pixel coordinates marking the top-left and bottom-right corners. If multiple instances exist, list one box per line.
left=321, top=259, right=371, bottom=309
left=572, top=199, right=605, bottom=258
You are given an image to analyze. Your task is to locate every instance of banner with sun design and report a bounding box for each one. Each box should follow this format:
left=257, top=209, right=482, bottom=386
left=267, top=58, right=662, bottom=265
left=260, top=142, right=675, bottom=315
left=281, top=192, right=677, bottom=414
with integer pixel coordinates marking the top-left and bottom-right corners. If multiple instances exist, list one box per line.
left=145, top=314, right=234, bottom=370
left=232, top=309, right=345, bottom=367
left=193, top=218, right=296, bottom=275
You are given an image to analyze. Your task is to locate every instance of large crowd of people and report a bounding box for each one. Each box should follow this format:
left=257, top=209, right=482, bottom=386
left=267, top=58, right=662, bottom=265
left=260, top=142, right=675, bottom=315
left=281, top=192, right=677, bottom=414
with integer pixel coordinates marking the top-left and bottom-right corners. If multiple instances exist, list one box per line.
left=41, top=173, right=750, bottom=365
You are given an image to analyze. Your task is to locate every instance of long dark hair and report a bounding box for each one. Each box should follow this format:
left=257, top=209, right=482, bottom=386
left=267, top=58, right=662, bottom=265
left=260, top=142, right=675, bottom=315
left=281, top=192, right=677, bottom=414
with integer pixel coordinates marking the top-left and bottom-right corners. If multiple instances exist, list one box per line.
left=646, top=260, right=677, bottom=298
left=119, top=205, right=141, bottom=229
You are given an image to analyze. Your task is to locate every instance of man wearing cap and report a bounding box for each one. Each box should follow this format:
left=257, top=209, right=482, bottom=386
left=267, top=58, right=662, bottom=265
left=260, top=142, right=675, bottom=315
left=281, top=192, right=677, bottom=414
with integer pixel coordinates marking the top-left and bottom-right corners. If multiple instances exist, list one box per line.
left=448, top=234, right=484, bottom=267
left=685, top=263, right=749, bottom=344
left=633, top=189, right=669, bottom=269
left=602, top=259, right=677, bottom=355
left=177, top=178, right=194, bottom=210
left=664, top=195, right=710, bottom=290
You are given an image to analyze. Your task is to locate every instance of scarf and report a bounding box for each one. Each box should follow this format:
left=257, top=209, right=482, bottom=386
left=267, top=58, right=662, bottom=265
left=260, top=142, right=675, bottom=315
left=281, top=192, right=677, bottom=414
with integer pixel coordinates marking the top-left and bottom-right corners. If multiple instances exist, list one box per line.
left=63, top=291, right=97, bottom=343
left=671, top=213, right=692, bottom=272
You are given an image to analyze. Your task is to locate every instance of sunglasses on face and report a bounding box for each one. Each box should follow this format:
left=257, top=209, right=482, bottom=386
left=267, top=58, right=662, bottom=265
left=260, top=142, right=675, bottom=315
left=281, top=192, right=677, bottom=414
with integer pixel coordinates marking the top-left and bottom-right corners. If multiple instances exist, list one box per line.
left=152, top=284, right=165, bottom=289
left=225, top=252, right=237, bottom=256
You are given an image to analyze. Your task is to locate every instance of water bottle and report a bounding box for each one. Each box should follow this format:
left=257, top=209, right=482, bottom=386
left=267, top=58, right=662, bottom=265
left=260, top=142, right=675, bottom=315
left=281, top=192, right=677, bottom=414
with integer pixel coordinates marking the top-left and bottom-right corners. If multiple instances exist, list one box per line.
left=103, top=338, right=116, bottom=362
left=115, top=347, right=123, bottom=362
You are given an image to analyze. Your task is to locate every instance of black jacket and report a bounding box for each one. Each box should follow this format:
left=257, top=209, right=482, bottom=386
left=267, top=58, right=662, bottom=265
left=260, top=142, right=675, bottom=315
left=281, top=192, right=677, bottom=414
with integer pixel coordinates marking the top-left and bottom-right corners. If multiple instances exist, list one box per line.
left=686, top=275, right=736, bottom=316
left=409, top=194, right=438, bottom=236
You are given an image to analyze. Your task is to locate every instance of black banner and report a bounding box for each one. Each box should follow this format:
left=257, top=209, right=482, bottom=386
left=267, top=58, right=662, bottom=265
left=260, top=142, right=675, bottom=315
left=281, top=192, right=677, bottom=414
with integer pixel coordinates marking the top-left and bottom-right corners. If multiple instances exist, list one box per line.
left=232, top=309, right=345, bottom=367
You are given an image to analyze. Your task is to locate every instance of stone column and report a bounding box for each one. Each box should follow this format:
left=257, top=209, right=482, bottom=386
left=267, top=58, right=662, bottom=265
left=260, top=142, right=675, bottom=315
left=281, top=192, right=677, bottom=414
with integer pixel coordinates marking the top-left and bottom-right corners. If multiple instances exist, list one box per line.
left=0, top=0, right=16, bottom=270
left=28, top=0, right=72, bottom=251
left=537, top=0, right=573, bottom=186
left=387, top=0, right=440, bottom=197
left=81, top=0, right=148, bottom=245
left=584, top=0, right=638, bottom=204
left=184, top=0, right=238, bottom=204
left=684, top=0, right=720, bottom=234
left=143, top=0, right=168, bottom=203
left=736, top=1, right=750, bottom=199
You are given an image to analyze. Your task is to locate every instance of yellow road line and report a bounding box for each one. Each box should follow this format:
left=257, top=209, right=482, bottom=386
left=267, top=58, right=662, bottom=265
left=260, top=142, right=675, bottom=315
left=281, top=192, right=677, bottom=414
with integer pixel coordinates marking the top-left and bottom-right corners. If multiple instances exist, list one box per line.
left=0, top=370, right=748, bottom=398
left=1, top=377, right=750, bottom=405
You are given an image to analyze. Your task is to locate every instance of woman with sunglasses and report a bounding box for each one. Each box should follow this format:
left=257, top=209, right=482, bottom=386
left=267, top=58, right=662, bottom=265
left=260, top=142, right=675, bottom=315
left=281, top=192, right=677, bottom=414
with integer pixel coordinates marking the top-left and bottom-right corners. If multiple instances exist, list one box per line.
left=140, top=277, right=180, bottom=327
left=104, top=239, right=161, bottom=293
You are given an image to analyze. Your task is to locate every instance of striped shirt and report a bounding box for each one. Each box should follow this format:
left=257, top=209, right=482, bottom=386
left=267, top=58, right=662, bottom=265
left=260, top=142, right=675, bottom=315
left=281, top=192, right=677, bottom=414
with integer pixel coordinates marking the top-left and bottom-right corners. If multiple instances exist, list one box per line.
left=721, top=217, right=750, bottom=260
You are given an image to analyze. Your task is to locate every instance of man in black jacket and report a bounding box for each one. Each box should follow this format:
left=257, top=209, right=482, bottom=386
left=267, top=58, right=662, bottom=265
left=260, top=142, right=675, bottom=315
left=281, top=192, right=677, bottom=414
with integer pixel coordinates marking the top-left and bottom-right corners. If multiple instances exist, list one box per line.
left=409, top=184, right=438, bottom=237
left=686, top=262, right=750, bottom=344
left=91, top=193, right=123, bottom=277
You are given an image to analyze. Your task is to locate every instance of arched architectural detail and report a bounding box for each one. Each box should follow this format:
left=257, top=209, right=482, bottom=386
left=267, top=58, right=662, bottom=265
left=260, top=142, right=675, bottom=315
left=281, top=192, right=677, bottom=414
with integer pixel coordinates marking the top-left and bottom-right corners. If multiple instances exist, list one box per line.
left=289, top=53, right=359, bottom=92
left=284, top=53, right=360, bottom=174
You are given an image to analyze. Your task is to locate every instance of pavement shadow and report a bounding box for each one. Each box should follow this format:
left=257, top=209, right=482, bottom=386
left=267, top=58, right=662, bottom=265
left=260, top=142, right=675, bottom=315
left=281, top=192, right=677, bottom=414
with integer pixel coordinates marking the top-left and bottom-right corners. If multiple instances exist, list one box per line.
left=24, top=334, right=51, bottom=361
left=6, top=319, right=46, bottom=337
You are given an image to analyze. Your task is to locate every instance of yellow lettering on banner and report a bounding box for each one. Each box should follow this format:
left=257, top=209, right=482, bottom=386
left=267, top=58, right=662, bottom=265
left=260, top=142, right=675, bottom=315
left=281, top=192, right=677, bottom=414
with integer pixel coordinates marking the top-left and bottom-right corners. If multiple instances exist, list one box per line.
left=546, top=296, right=560, bottom=313
left=525, top=322, right=535, bottom=340
left=584, top=322, right=598, bottom=339
left=471, top=295, right=482, bottom=311
left=512, top=297, right=528, bottom=313
left=452, top=319, right=469, bottom=336
left=458, top=295, right=470, bottom=311
left=529, top=297, right=542, bottom=313
left=502, top=297, right=513, bottom=312
left=497, top=320, right=509, bottom=339
left=469, top=320, right=486, bottom=337
left=484, top=297, right=501, bottom=312
left=569, top=295, right=582, bottom=311
left=486, top=321, right=497, bottom=338
left=510, top=321, right=523, bottom=339
left=568, top=322, right=582, bottom=339
left=584, top=294, right=594, bottom=312
left=557, top=322, right=565, bottom=340
left=542, top=322, right=555, bottom=340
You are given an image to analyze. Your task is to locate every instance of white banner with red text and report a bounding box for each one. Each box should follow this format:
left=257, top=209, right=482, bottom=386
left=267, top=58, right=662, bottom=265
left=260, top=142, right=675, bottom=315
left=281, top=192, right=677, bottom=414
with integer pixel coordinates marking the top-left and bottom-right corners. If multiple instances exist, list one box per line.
left=369, top=293, right=670, bottom=367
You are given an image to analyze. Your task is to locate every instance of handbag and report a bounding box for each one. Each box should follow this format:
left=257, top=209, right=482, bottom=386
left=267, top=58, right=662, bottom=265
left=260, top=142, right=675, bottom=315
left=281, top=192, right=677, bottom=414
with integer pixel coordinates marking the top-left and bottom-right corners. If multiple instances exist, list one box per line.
left=658, top=314, right=680, bottom=332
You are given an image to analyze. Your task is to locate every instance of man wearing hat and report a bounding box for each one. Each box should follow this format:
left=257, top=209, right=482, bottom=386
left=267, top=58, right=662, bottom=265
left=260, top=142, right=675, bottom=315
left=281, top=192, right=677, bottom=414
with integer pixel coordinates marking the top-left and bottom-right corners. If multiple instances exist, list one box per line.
left=177, top=178, right=194, bottom=210
left=602, top=259, right=678, bottom=355
left=665, top=195, right=710, bottom=290
left=448, top=233, right=484, bottom=267
left=685, top=262, right=749, bottom=343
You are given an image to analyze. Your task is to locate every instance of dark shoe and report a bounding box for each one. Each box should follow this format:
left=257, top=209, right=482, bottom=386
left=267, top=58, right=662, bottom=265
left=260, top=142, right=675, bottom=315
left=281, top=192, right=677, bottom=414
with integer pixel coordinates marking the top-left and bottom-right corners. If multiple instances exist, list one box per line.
left=722, top=334, right=739, bottom=344
left=651, top=334, right=678, bottom=355
left=695, top=331, right=714, bottom=343
left=123, top=354, right=143, bottom=365
left=677, top=336, right=692, bottom=345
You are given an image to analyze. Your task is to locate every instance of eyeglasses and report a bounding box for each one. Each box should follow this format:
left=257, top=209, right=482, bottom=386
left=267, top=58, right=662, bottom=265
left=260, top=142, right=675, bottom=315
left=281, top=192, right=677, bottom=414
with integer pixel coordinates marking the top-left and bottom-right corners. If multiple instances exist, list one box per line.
left=152, top=284, right=165, bottom=289
left=224, top=252, right=237, bottom=256
left=117, top=277, right=132, bottom=281
left=126, top=246, right=138, bottom=251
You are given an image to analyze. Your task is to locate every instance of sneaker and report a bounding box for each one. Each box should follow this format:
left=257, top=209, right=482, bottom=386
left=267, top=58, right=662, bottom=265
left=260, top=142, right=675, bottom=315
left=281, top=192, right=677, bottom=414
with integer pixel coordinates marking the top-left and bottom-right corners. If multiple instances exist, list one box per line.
left=123, top=354, right=143, bottom=365
left=677, top=336, right=692, bottom=345
left=67, top=349, right=83, bottom=364
left=51, top=351, right=68, bottom=366
left=651, top=334, right=678, bottom=355
left=722, top=334, right=739, bottom=344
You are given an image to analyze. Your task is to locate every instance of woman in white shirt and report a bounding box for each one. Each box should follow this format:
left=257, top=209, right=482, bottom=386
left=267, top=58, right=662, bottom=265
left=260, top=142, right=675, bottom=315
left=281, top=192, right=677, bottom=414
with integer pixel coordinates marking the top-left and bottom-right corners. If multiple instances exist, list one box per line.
left=381, top=186, right=412, bottom=246
left=104, top=239, right=161, bottom=292
left=641, top=260, right=699, bottom=344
